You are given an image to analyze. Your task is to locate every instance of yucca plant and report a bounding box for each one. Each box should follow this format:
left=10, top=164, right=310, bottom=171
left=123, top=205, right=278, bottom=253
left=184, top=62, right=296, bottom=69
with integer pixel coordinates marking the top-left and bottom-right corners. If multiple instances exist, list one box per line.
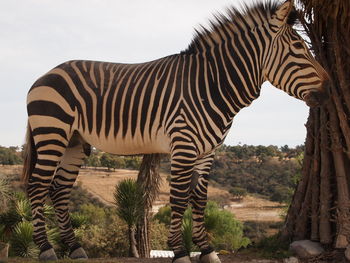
left=15, top=199, right=32, bottom=222
left=0, top=177, right=11, bottom=211
left=70, top=212, right=89, bottom=229
left=182, top=207, right=197, bottom=254
left=114, top=179, right=144, bottom=258
left=10, top=221, right=39, bottom=258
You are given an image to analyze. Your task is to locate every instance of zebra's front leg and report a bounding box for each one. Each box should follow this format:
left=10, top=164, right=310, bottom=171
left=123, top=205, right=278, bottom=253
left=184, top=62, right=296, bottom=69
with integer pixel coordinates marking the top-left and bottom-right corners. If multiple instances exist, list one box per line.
left=49, top=142, right=88, bottom=260
left=191, top=153, right=221, bottom=263
left=168, top=144, right=197, bottom=263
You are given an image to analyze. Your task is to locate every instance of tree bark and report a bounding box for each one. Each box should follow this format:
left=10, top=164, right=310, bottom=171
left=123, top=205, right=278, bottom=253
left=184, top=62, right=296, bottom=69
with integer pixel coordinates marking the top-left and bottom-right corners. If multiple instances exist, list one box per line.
left=284, top=0, right=350, bottom=258
left=136, top=154, right=162, bottom=258
left=318, top=108, right=332, bottom=244
left=129, top=225, right=139, bottom=258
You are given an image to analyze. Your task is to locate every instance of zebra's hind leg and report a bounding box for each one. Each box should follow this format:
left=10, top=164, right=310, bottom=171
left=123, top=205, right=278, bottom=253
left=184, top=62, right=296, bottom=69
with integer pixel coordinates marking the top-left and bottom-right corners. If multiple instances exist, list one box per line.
left=190, top=153, right=221, bottom=263
left=168, top=142, right=197, bottom=263
left=49, top=136, right=89, bottom=259
left=28, top=135, right=69, bottom=261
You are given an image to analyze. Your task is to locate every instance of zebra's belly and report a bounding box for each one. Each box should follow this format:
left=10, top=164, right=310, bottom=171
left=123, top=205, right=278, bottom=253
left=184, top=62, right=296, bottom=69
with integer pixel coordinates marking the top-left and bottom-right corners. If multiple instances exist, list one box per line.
left=81, top=131, right=171, bottom=155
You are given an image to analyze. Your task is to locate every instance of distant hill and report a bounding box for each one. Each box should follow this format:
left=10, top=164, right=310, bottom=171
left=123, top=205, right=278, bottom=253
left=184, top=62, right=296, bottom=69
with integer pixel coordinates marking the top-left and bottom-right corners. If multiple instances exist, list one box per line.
left=0, top=143, right=303, bottom=204
left=210, top=145, right=303, bottom=203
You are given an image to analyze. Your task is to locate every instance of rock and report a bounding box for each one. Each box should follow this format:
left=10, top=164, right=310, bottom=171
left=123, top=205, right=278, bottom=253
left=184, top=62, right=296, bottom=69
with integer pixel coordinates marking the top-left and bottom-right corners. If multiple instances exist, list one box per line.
left=0, top=242, right=9, bottom=260
left=345, top=245, right=350, bottom=261
left=290, top=240, right=324, bottom=259
left=283, top=257, right=299, bottom=263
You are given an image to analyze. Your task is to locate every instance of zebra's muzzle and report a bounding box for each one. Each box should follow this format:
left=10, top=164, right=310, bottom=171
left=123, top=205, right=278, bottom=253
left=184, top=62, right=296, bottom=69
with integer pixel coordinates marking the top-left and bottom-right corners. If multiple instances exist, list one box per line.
left=304, top=90, right=329, bottom=108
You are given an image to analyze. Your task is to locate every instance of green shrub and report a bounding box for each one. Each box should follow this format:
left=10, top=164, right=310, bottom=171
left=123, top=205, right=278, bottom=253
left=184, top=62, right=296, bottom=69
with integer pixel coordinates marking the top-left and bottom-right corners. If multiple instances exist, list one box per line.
left=153, top=201, right=251, bottom=253
left=254, top=234, right=292, bottom=259
left=153, top=205, right=171, bottom=226
left=9, top=221, right=39, bottom=258
left=80, top=215, right=129, bottom=258
left=149, top=220, right=169, bottom=250
left=205, top=202, right=250, bottom=251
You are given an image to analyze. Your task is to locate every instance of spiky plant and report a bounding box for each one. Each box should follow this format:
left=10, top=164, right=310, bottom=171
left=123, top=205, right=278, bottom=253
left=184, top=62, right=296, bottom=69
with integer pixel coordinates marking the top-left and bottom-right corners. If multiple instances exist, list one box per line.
left=114, top=179, right=144, bottom=258
left=182, top=207, right=196, bottom=254
left=10, top=221, right=39, bottom=258
left=0, top=177, right=11, bottom=211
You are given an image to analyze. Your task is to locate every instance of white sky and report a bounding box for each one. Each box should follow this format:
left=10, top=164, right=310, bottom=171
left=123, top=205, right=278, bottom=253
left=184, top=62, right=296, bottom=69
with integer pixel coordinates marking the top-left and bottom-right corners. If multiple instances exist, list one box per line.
left=0, top=0, right=309, bottom=148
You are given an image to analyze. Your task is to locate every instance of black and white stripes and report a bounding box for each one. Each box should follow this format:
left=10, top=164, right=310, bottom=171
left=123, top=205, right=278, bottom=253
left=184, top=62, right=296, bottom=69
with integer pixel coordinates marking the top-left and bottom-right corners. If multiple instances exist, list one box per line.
left=22, top=1, right=328, bottom=262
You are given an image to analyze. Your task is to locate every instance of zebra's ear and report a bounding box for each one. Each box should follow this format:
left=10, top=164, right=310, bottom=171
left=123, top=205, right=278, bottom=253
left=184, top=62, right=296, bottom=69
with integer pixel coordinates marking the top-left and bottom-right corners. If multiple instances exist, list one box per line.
left=271, top=0, right=294, bottom=28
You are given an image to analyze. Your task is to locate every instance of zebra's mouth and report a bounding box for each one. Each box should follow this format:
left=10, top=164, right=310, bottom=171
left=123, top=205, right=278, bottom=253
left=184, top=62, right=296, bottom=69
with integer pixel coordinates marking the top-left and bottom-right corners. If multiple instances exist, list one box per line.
left=304, top=90, right=329, bottom=108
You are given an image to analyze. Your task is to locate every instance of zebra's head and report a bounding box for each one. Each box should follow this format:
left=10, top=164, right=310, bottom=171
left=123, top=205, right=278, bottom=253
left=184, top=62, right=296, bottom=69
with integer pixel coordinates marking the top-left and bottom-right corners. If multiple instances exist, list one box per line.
left=263, top=0, right=329, bottom=107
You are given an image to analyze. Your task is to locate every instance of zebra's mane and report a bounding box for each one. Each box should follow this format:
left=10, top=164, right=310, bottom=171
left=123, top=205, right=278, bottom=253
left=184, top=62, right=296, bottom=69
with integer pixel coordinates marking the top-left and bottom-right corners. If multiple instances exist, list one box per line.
left=182, top=0, right=298, bottom=54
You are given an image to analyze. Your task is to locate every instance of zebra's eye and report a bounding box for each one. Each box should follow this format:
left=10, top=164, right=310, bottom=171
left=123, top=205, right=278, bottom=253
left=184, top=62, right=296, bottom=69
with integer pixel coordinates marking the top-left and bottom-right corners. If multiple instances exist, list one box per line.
left=293, top=42, right=304, bottom=49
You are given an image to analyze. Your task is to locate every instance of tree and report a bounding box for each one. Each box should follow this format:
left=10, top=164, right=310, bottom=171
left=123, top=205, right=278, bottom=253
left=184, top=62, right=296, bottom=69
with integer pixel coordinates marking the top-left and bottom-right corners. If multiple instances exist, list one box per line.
left=229, top=187, right=247, bottom=201
left=135, top=154, right=162, bottom=258
left=114, top=179, right=144, bottom=258
left=0, top=146, right=22, bottom=165
left=100, top=153, right=115, bottom=171
left=282, top=0, right=350, bottom=258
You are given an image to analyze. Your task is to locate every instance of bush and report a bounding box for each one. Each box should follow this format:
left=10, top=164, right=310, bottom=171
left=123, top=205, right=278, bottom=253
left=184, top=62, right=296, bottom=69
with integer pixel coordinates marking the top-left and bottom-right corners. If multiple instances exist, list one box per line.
left=229, top=187, right=247, bottom=200
left=150, top=220, right=169, bottom=250
left=254, top=234, right=292, bottom=259
left=153, top=201, right=250, bottom=252
left=205, top=202, right=250, bottom=251
left=80, top=215, right=129, bottom=258
left=153, top=205, right=171, bottom=226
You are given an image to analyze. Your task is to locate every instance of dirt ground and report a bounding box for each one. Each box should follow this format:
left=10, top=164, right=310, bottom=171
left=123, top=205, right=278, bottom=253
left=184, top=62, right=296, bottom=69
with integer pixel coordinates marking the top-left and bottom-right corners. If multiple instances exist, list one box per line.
left=77, top=167, right=284, bottom=222
left=6, top=254, right=283, bottom=263
left=1, top=165, right=284, bottom=224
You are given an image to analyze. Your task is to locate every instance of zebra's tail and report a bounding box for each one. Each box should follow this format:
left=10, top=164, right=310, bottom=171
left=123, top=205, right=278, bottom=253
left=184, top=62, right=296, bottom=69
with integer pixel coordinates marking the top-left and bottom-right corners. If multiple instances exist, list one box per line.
left=21, top=123, right=37, bottom=185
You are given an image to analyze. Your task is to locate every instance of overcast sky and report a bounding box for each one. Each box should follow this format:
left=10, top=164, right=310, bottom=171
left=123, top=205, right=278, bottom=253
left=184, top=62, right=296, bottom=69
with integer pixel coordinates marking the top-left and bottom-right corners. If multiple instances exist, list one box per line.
left=0, top=0, right=309, bottom=148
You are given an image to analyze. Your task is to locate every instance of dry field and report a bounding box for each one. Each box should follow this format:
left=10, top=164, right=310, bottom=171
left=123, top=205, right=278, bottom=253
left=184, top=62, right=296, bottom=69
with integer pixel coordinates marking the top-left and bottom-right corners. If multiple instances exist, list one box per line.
left=77, top=167, right=283, bottom=222
left=0, top=165, right=283, bottom=223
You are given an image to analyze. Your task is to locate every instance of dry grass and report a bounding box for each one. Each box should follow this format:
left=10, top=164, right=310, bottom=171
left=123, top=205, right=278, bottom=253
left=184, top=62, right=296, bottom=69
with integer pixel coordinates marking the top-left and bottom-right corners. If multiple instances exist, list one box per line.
left=0, top=165, right=283, bottom=223
left=77, top=168, right=283, bottom=222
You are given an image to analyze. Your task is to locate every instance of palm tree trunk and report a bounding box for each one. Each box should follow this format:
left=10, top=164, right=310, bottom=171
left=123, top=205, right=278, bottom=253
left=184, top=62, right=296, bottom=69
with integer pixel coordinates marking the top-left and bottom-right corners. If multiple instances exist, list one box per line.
left=129, top=225, right=139, bottom=258
left=136, top=154, right=162, bottom=258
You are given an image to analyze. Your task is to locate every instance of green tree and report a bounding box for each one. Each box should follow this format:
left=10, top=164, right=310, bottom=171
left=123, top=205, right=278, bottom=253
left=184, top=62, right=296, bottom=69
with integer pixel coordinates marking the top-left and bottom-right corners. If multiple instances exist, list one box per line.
left=114, top=179, right=144, bottom=257
left=124, top=156, right=142, bottom=170
left=0, top=146, right=22, bottom=165
left=100, top=153, right=115, bottom=170
left=229, top=187, right=247, bottom=200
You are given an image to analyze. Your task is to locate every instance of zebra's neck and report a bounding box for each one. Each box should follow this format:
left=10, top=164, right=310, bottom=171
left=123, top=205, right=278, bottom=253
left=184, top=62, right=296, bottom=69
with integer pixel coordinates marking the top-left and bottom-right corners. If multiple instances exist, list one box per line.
left=189, top=38, right=265, bottom=118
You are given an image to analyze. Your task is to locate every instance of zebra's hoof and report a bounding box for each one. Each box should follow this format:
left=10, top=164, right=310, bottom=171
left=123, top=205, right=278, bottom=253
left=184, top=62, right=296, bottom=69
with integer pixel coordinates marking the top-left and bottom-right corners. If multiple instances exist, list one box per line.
left=173, top=255, right=191, bottom=263
left=197, top=251, right=221, bottom=263
left=70, top=247, right=88, bottom=259
left=39, top=248, right=58, bottom=261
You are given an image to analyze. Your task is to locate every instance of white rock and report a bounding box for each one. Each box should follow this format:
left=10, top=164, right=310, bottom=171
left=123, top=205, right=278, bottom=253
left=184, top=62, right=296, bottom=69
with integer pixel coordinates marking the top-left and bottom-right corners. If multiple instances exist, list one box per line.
left=0, top=242, right=9, bottom=259
left=345, top=245, right=350, bottom=261
left=283, top=256, right=299, bottom=263
left=290, top=240, right=324, bottom=259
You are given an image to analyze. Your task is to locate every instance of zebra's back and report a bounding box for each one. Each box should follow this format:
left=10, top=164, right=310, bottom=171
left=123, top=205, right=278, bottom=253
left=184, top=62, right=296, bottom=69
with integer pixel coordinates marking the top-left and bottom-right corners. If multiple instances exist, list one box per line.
left=27, top=58, right=184, bottom=154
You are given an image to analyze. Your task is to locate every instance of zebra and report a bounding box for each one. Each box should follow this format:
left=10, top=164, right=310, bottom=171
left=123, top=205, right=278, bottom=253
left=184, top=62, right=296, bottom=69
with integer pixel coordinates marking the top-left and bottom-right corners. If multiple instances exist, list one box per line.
left=22, top=0, right=328, bottom=262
